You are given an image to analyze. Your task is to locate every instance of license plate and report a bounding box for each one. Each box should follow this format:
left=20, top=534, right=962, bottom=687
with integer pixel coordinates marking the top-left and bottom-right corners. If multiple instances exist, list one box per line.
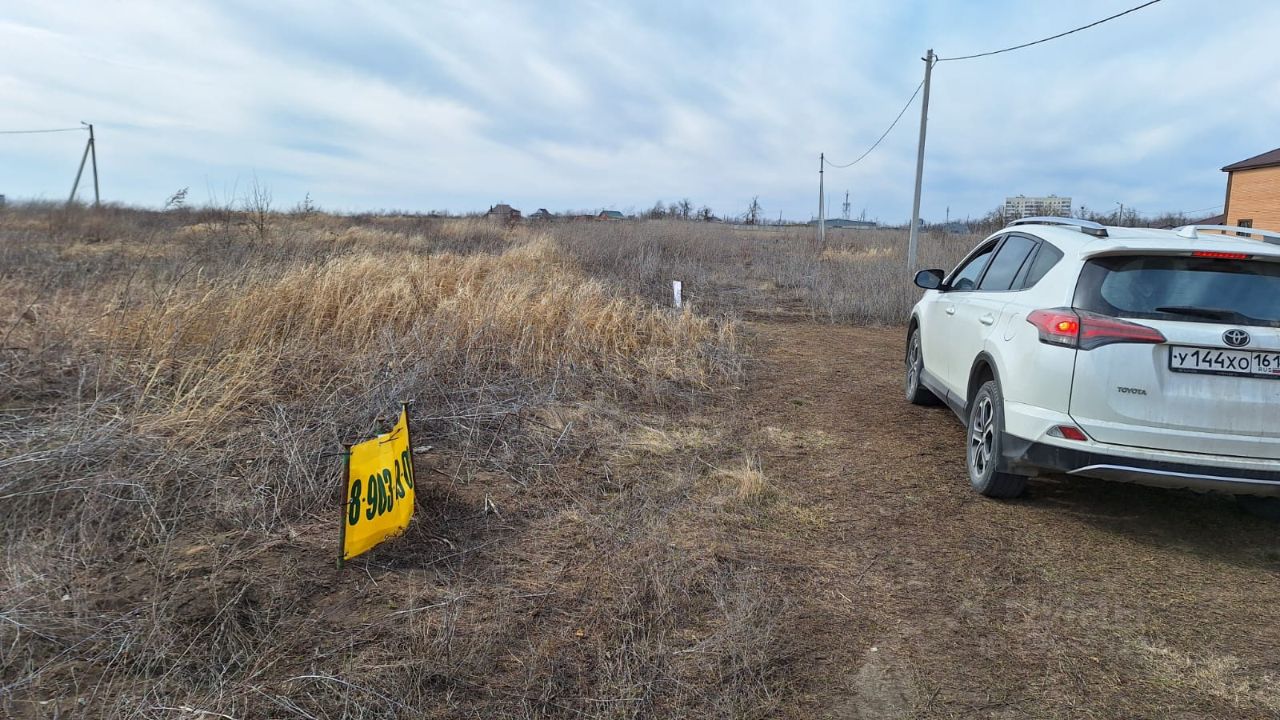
left=1169, top=346, right=1280, bottom=379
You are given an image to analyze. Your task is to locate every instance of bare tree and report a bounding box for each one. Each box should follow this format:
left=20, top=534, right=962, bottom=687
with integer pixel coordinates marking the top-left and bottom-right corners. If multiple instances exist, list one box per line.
left=293, top=192, right=316, bottom=216
left=243, top=177, right=272, bottom=241
left=746, top=196, right=762, bottom=226
left=164, top=187, right=189, bottom=211
left=676, top=198, right=693, bottom=220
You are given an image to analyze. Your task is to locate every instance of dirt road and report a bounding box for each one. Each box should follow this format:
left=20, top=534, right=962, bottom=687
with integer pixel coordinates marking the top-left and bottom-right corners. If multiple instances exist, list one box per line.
left=739, top=319, right=1280, bottom=718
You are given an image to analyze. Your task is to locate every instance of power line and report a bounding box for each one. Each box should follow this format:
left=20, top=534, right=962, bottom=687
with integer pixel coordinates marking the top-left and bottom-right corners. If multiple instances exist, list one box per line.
left=1177, top=204, right=1224, bottom=215
left=0, top=126, right=87, bottom=135
left=825, top=79, right=925, bottom=169
left=937, top=0, right=1164, bottom=62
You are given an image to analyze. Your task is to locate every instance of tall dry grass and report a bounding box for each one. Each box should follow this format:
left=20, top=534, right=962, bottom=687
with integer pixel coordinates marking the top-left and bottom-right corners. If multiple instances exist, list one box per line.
left=1, top=207, right=762, bottom=717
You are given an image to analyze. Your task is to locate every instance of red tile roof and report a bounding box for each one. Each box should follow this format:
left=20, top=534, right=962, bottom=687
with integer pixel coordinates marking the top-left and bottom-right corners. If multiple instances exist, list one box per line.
left=1222, top=147, right=1280, bottom=172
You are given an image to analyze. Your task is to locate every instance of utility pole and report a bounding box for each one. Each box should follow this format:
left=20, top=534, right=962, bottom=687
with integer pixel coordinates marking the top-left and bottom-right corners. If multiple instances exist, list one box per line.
left=907, top=48, right=935, bottom=272
left=87, top=123, right=99, bottom=207
left=818, top=153, right=826, bottom=246
left=67, top=122, right=100, bottom=207
left=69, top=134, right=91, bottom=206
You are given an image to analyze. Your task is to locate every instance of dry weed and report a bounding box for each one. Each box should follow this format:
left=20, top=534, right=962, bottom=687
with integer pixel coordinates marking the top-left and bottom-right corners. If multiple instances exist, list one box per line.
left=547, top=219, right=980, bottom=324
left=1137, top=641, right=1280, bottom=712
left=0, top=206, right=761, bottom=718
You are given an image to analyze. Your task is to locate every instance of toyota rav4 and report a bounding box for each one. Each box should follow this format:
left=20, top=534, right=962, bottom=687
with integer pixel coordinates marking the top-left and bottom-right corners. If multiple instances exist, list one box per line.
left=906, top=218, right=1280, bottom=500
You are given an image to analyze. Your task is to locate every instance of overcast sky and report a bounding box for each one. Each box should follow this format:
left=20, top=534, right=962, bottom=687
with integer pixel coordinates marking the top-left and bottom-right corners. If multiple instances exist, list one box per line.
left=1, top=0, right=1277, bottom=222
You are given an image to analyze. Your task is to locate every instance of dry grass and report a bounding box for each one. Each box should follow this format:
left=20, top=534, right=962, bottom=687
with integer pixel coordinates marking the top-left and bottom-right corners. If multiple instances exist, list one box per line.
left=1136, top=641, right=1280, bottom=713
left=0, top=206, right=982, bottom=717
left=717, top=454, right=770, bottom=502
left=0, top=206, right=787, bottom=718
left=547, top=220, right=980, bottom=324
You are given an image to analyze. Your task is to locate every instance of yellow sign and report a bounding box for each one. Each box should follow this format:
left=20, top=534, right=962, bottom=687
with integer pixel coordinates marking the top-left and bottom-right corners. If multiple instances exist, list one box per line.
left=341, top=407, right=415, bottom=562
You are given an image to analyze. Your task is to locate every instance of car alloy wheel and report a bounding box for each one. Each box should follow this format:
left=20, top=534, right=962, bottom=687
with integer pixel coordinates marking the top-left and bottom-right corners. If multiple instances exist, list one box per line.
left=906, top=334, right=922, bottom=395
left=969, top=395, right=996, bottom=479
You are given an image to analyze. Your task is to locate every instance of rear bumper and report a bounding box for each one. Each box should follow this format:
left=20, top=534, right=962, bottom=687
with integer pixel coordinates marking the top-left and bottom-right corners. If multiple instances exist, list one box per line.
left=1001, top=434, right=1280, bottom=497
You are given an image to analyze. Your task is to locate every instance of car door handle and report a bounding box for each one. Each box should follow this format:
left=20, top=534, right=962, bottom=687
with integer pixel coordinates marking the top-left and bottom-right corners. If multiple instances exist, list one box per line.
left=945, top=306, right=956, bottom=316
left=980, top=313, right=996, bottom=326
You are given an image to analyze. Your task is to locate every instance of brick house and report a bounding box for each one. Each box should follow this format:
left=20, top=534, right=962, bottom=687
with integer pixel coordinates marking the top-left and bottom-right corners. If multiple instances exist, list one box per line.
left=1222, top=147, right=1280, bottom=233
left=485, top=203, right=521, bottom=222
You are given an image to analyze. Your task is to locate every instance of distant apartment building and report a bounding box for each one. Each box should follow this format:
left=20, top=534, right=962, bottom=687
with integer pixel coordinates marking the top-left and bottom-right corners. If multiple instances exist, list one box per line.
left=1004, top=194, right=1071, bottom=219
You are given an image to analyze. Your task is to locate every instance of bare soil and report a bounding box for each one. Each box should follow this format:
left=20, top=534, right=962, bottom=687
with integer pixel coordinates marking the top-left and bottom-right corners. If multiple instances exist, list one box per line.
left=734, top=319, right=1280, bottom=718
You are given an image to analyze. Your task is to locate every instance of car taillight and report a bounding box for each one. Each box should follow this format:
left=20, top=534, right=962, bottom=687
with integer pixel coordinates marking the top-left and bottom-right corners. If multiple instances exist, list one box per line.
left=1026, top=308, right=1166, bottom=350
left=1026, top=309, right=1080, bottom=347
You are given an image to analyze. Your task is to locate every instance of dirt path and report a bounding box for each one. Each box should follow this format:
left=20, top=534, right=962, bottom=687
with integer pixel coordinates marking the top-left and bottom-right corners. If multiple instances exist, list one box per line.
left=739, top=320, right=1280, bottom=719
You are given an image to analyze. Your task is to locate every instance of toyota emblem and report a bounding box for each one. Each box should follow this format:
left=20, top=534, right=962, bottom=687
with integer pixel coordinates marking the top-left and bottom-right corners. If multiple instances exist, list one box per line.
left=1223, top=329, right=1251, bottom=347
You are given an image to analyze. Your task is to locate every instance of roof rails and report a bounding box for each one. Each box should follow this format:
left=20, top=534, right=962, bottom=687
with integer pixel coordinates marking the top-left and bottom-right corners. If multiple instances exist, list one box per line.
left=1173, top=225, right=1280, bottom=246
left=1008, top=216, right=1108, bottom=237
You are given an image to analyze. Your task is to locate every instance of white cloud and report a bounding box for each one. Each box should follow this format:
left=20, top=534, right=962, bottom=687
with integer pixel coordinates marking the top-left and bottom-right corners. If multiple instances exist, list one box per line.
left=0, top=0, right=1276, bottom=219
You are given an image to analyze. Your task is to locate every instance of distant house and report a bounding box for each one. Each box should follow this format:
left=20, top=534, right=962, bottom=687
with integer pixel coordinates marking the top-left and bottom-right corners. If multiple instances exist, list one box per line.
left=530, top=208, right=554, bottom=221
left=1222, top=147, right=1280, bottom=233
left=1189, top=213, right=1225, bottom=226
left=597, top=210, right=625, bottom=220
left=485, top=203, right=521, bottom=222
left=940, top=221, right=970, bottom=234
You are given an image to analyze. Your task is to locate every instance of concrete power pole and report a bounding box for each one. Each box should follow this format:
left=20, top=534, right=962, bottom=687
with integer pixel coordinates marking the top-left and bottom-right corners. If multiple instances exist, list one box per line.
left=68, top=122, right=100, bottom=207
left=818, top=153, right=826, bottom=246
left=907, top=49, right=935, bottom=272
left=88, top=123, right=99, bottom=207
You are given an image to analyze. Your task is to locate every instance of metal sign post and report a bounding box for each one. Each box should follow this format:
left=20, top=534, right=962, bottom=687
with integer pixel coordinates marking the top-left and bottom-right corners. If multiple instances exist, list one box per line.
left=337, top=443, right=351, bottom=570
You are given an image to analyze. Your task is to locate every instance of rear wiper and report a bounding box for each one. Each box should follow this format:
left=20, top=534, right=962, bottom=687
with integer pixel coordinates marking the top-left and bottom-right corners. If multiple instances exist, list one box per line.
left=1154, top=306, right=1247, bottom=321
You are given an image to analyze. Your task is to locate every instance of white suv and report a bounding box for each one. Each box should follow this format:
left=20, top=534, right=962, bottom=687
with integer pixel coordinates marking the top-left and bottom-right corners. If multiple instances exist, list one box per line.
left=906, top=218, right=1280, bottom=500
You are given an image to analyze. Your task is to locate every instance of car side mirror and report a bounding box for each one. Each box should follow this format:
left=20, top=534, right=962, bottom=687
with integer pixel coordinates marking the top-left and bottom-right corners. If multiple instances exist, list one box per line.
left=914, top=269, right=944, bottom=290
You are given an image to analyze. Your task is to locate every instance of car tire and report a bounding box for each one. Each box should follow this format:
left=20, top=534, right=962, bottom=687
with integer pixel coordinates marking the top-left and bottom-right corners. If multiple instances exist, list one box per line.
left=967, top=379, right=1027, bottom=499
left=905, top=329, right=941, bottom=406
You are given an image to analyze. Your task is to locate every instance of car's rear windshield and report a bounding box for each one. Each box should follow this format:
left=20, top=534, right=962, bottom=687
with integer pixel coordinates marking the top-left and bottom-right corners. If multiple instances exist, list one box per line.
left=1075, top=254, right=1280, bottom=328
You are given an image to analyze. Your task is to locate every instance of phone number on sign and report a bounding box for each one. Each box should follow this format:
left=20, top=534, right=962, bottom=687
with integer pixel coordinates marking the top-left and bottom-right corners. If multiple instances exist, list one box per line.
left=347, top=449, right=415, bottom=526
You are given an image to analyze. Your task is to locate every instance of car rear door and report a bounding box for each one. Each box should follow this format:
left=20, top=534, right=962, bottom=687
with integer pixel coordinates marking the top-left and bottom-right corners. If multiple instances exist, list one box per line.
left=1068, top=252, right=1280, bottom=459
